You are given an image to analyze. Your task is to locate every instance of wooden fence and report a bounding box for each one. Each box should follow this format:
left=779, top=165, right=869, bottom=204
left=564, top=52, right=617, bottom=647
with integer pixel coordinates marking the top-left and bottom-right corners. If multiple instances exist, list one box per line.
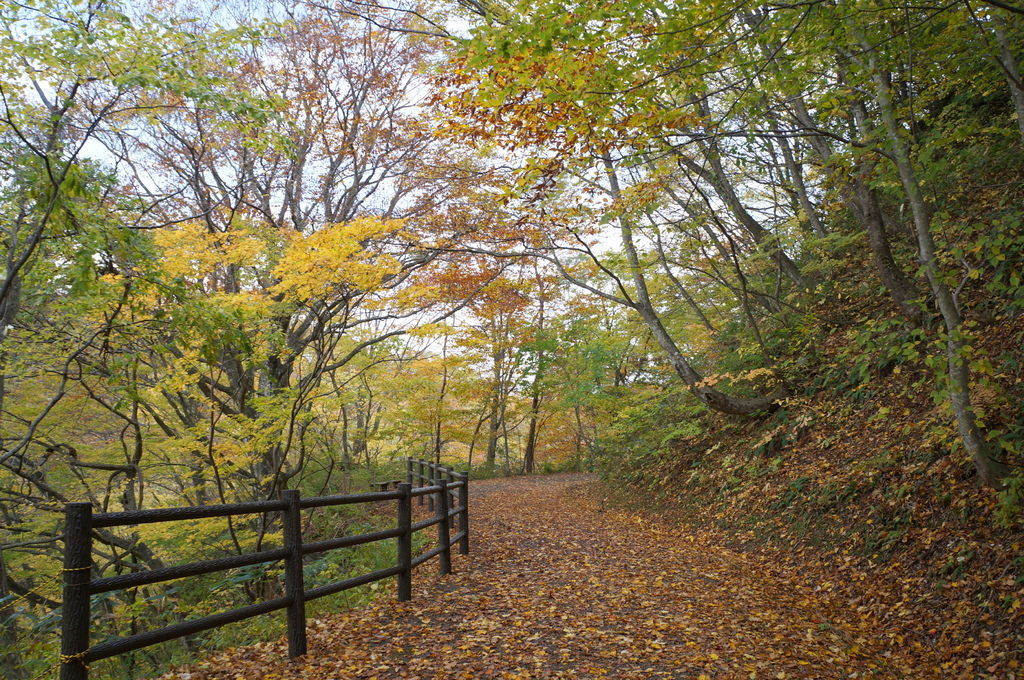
left=58, top=458, right=469, bottom=680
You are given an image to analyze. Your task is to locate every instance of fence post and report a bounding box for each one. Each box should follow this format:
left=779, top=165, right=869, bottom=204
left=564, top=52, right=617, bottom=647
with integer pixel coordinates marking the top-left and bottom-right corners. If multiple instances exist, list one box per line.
left=282, top=489, right=307, bottom=658
left=60, top=503, right=93, bottom=680
left=444, top=467, right=453, bottom=511
left=435, top=474, right=452, bottom=575
left=449, top=468, right=458, bottom=525
left=416, top=459, right=425, bottom=507
left=457, top=472, right=469, bottom=555
left=426, top=463, right=435, bottom=513
left=396, top=482, right=412, bottom=601
left=405, top=458, right=413, bottom=486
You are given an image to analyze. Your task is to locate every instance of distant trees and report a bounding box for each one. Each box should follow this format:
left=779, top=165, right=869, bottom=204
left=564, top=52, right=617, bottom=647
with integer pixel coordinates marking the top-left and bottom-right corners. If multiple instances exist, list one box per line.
left=0, top=3, right=628, bottom=671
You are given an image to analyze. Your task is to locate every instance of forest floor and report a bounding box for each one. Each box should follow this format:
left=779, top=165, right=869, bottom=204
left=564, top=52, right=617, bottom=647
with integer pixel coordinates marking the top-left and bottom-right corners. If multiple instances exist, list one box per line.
left=166, top=473, right=945, bottom=680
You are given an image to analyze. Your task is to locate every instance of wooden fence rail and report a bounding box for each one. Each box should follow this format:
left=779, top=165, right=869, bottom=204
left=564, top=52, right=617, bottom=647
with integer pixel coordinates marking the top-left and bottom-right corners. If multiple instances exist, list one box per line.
left=58, top=459, right=468, bottom=680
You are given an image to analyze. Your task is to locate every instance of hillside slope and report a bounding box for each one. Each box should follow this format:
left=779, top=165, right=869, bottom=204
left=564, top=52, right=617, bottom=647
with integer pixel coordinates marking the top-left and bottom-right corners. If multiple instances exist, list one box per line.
left=600, top=316, right=1024, bottom=678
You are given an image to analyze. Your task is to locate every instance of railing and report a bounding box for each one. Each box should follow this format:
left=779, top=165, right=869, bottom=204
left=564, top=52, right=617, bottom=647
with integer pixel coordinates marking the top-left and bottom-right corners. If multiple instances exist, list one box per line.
left=58, top=458, right=469, bottom=680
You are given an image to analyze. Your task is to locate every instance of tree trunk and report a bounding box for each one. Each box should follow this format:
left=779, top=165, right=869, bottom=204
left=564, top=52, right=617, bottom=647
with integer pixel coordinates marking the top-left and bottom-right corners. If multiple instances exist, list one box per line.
left=770, top=117, right=827, bottom=237
left=523, top=389, right=540, bottom=474
left=467, top=409, right=488, bottom=470
left=847, top=97, right=922, bottom=321
left=605, top=157, right=787, bottom=416
left=434, top=333, right=450, bottom=463
left=790, top=88, right=920, bottom=321
left=0, top=553, right=26, bottom=680
left=851, top=174, right=922, bottom=320
left=485, top=349, right=503, bottom=466
left=651, top=226, right=718, bottom=333
left=677, top=151, right=807, bottom=288
left=993, top=16, right=1024, bottom=144
left=863, top=40, right=1008, bottom=487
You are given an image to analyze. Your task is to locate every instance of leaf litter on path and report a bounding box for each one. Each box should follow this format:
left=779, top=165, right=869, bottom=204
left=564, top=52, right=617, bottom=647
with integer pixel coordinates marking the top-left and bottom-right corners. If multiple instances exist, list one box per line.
left=166, top=474, right=940, bottom=679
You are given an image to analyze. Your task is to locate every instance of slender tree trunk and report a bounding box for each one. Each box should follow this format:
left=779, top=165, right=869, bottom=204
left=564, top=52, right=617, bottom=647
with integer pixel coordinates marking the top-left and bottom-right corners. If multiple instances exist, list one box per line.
left=485, top=348, right=503, bottom=466
left=863, top=41, right=1008, bottom=486
left=677, top=152, right=807, bottom=287
left=693, top=98, right=807, bottom=286
left=0, top=553, right=26, bottom=680
left=721, top=228, right=769, bottom=355
left=485, top=405, right=499, bottom=466
left=993, top=16, right=1024, bottom=144
left=851, top=174, right=922, bottom=320
left=524, top=278, right=547, bottom=474
left=523, top=389, right=541, bottom=474
left=0, top=230, right=24, bottom=444
left=467, top=409, right=488, bottom=469
left=847, top=97, right=922, bottom=321
left=651, top=226, right=718, bottom=333
left=769, top=116, right=827, bottom=237
left=501, top=417, right=512, bottom=473
left=573, top=404, right=585, bottom=465
left=340, top=405, right=352, bottom=469
left=604, top=157, right=787, bottom=415
left=434, top=332, right=450, bottom=463
left=790, top=87, right=920, bottom=320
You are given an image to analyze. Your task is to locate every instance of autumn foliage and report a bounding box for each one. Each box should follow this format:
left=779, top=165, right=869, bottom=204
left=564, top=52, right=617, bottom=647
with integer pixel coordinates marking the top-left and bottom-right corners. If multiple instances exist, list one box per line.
left=2, top=0, right=1024, bottom=677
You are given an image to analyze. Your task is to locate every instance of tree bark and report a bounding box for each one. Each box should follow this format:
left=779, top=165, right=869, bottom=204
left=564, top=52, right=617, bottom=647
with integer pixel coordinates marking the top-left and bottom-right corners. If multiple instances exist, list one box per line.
left=523, top=388, right=540, bottom=474
left=522, top=281, right=546, bottom=474
left=485, top=347, right=504, bottom=466
left=677, top=151, right=807, bottom=288
left=847, top=97, right=922, bottom=321
left=790, top=89, right=921, bottom=321
left=604, top=157, right=787, bottom=415
left=993, top=16, right=1024, bottom=144
left=770, top=116, right=828, bottom=237
left=862, top=39, right=1008, bottom=487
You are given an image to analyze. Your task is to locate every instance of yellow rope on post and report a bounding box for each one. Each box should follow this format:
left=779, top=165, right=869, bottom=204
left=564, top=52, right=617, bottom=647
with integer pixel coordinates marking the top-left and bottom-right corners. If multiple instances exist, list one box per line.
left=59, top=651, right=90, bottom=668
left=29, top=649, right=90, bottom=680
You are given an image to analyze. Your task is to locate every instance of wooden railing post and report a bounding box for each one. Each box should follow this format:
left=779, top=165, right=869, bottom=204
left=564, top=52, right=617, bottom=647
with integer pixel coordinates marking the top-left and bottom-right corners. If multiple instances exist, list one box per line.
left=435, top=475, right=452, bottom=575
left=282, top=489, right=307, bottom=658
left=405, top=458, right=413, bottom=486
left=457, top=472, right=469, bottom=555
left=396, top=483, right=412, bottom=601
left=60, top=503, right=93, bottom=680
left=426, top=463, right=435, bottom=513
left=418, top=459, right=426, bottom=507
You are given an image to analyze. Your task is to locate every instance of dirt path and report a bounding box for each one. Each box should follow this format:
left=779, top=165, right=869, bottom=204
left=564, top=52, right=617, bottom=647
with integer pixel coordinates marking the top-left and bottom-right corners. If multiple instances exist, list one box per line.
left=175, top=474, right=936, bottom=679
